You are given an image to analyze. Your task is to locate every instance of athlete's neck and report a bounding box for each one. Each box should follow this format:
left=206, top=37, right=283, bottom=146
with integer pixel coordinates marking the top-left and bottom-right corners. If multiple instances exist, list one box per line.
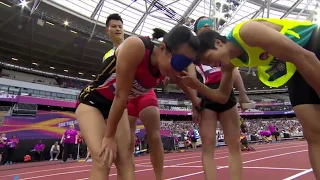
left=150, top=46, right=160, bottom=68
left=226, top=41, right=244, bottom=59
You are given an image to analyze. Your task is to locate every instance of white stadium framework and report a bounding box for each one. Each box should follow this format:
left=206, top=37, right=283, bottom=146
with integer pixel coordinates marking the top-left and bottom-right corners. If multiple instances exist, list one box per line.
left=42, top=0, right=319, bottom=37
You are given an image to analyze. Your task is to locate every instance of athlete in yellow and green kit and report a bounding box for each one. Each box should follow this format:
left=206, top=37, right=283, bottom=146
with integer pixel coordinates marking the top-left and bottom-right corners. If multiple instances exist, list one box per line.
left=184, top=18, right=320, bottom=179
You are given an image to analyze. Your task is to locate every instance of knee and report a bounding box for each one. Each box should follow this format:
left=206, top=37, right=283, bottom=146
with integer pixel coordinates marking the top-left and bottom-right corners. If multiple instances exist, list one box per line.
left=226, top=137, right=241, bottom=154
left=90, top=150, right=109, bottom=170
left=146, top=130, right=161, bottom=145
left=303, top=127, right=320, bottom=144
left=201, top=135, right=215, bottom=153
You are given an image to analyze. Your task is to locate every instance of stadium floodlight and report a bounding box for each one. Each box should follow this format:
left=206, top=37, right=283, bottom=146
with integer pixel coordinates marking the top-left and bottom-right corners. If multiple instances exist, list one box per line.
left=50, top=67, right=55, bottom=69
left=63, top=21, right=69, bottom=26
left=12, top=58, right=18, bottom=61
left=20, top=0, right=28, bottom=7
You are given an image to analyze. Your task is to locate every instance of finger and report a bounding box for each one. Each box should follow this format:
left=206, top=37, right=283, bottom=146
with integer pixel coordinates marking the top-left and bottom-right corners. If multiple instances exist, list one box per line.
left=108, top=150, right=113, bottom=167
left=103, top=150, right=109, bottom=166
left=113, top=149, right=117, bottom=162
left=180, top=71, right=189, bottom=76
left=98, top=147, right=105, bottom=157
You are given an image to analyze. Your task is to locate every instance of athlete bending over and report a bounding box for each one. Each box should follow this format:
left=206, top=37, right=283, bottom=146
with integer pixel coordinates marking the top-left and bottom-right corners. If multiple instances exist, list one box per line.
left=184, top=18, right=320, bottom=179
left=184, top=16, right=250, bottom=180
left=75, top=26, right=218, bottom=180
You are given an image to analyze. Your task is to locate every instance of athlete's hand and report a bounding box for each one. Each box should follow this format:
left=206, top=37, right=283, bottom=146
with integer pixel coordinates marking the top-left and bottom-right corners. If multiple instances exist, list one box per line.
left=221, top=63, right=235, bottom=72
left=163, top=77, right=170, bottom=86
left=99, top=136, right=117, bottom=167
left=179, top=71, right=202, bottom=90
left=238, top=94, right=255, bottom=111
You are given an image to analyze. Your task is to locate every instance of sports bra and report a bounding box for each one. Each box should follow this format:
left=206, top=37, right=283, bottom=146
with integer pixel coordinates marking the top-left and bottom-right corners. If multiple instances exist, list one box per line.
left=90, top=37, right=164, bottom=100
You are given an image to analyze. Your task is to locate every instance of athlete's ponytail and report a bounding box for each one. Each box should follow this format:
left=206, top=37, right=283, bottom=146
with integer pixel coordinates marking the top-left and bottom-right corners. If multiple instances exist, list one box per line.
left=152, top=28, right=167, bottom=40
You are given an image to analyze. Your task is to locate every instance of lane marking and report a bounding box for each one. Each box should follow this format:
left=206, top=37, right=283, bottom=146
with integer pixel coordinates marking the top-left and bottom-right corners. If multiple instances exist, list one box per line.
left=165, top=150, right=308, bottom=180
left=2, top=141, right=301, bottom=178
left=283, top=168, right=313, bottom=180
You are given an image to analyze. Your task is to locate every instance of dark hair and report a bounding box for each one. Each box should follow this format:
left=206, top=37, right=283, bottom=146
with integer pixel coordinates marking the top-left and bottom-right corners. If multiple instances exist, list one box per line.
left=152, top=26, right=199, bottom=53
left=193, top=16, right=209, bottom=33
left=106, top=13, right=123, bottom=27
left=197, top=29, right=227, bottom=52
left=152, top=28, right=167, bottom=40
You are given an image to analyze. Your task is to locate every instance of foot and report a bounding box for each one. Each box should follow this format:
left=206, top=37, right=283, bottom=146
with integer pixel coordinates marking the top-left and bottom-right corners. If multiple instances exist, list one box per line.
left=50, top=159, right=53, bottom=161
left=54, top=158, right=58, bottom=161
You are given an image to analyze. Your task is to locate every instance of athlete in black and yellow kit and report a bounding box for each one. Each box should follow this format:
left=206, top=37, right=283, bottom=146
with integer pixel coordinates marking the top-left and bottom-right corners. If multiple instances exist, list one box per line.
left=182, top=18, right=320, bottom=179
left=75, top=25, right=225, bottom=179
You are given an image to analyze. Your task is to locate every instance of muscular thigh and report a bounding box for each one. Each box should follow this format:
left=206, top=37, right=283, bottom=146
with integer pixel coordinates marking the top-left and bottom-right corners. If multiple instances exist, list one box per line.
left=293, top=104, right=320, bottom=139
left=139, top=92, right=160, bottom=136
left=115, top=110, right=131, bottom=154
left=219, top=106, right=240, bottom=143
left=199, top=109, right=218, bottom=143
left=75, top=104, right=107, bottom=160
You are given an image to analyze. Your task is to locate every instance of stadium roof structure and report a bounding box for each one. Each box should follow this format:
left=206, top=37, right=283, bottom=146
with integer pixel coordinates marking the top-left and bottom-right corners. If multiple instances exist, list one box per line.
left=0, top=0, right=319, bottom=93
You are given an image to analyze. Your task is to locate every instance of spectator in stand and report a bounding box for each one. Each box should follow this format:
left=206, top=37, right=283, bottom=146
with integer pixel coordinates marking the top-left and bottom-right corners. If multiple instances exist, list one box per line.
left=134, top=136, right=142, bottom=156
left=189, top=128, right=197, bottom=151
left=85, top=146, right=91, bottom=162
left=268, top=123, right=279, bottom=142
left=173, top=135, right=179, bottom=151
left=50, top=141, right=60, bottom=161
left=5, top=134, right=19, bottom=165
left=0, top=133, right=7, bottom=164
left=77, top=131, right=84, bottom=159
left=31, top=140, right=45, bottom=161
left=60, top=124, right=78, bottom=162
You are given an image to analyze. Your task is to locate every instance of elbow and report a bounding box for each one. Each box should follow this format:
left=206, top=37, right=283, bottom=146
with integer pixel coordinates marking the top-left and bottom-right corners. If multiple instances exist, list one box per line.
left=218, top=94, right=229, bottom=104
left=293, top=50, right=316, bottom=65
left=217, top=91, right=230, bottom=104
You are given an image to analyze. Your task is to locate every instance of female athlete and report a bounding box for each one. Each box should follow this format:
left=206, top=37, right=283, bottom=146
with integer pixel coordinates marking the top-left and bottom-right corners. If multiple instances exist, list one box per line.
left=103, top=14, right=199, bottom=180
left=185, top=16, right=250, bottom=180
left=183, top=18, right=320, bottom=179
left=75, top=25, right=213, bottom=180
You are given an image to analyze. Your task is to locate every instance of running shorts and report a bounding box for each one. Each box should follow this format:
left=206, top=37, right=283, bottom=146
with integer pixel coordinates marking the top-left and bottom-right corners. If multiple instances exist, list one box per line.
left=288, top=27, right=320, bottom=107
left=127, top=90, right=158, bottom=117
left=77, top=86, right=113, bottom=119
left=198, top=83, right=237, bottom=113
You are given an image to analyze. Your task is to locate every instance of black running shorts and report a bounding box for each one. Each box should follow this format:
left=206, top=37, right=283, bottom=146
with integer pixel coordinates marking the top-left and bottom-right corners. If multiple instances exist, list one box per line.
left=77, top=86, right=113, bottom=119
left=198, top=83, right=237, bottom=113
left=288, top=27, right=320, bottom=107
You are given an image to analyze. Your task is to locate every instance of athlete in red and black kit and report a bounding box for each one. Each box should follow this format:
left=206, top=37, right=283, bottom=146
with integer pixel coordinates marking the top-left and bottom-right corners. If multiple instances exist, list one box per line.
left=103, top=14, right=175, bottom=180
left=75, top=26, right=218, bottom=180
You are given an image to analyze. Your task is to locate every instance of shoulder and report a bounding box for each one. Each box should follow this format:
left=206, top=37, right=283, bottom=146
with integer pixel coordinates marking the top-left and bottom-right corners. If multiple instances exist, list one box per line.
left=116, top=36, right=145, bottom=54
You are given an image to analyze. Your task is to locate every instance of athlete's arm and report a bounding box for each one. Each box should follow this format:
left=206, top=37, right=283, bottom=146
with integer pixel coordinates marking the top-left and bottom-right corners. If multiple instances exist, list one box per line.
left=173, top=64, right=199, bottom=106
left=105, top=37, right=145, bottom=138
left=233, top=68, right=246, bottom=95
left=193, top=67, right=234, bottom=104
left=240, top=20, right=320, bottom=94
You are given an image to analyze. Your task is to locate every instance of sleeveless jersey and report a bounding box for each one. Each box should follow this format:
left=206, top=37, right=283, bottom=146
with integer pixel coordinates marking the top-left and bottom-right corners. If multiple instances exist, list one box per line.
left=196, top=64, right=222, bottom=84
left=103, top=49, right=115, bottom=62
left=90, top=37, right=163, bottom=100
left=227, top=18, right=317, bottom=87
